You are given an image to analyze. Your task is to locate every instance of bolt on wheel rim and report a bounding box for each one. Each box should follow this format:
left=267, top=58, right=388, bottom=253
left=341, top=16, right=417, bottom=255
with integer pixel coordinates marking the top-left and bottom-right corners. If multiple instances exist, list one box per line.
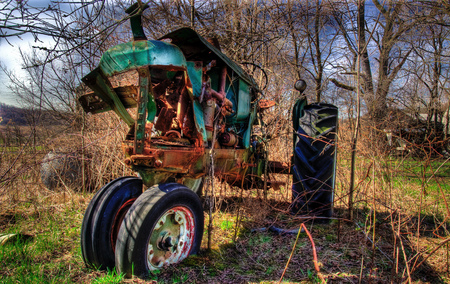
left=147, top=206, right=195, bottom=270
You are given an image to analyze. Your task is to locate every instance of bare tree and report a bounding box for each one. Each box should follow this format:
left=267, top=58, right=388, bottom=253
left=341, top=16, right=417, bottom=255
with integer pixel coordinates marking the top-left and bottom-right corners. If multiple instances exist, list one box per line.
left=330, top=1, right=425, bottom=125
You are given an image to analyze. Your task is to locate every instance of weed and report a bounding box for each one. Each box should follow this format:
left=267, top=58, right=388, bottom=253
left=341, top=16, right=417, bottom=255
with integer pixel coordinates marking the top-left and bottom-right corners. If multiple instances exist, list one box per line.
left=307, top=269, right=320, bottom=283
left=220, top=220, right=234, bottom=230
left=0, top=233, right=72, bottom=283
left=325, top=234, right=335, bottom=241
left=92, top=268, right=124, bottom=284
left=248, top=233, right=272, bottom=246
left=265, top=265, right=275, bottom=275
left=208, top=268, right=217, bottom=277
left=1, top=119, right=450, bottom=283
left=147, top=268, right=161, bottom=281
left=172, top=272, right=189, bottom=283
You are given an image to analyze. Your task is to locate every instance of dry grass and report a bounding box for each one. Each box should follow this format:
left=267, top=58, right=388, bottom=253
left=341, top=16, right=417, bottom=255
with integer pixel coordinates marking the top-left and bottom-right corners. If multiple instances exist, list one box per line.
left=0, top=117, right=450, bottom=283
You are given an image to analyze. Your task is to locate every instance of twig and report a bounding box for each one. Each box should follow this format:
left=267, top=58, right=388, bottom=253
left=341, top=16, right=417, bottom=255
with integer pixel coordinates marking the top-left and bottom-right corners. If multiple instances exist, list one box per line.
left=358, top=253, right=364, bottom=284
left=426, top=156, right=450, bottom=184
left=278, top=224, right=303, bottom=284
left=409, top=237, right=450, bottom=275
left=278, top=223, right=325, bottom=283
left=234, top=173, right=246, bottom=242
left=354, top=222, right=392, bottom=262
left=207, top=107, right=220, bottom=251
left=393, top=210, right=411, bottom=284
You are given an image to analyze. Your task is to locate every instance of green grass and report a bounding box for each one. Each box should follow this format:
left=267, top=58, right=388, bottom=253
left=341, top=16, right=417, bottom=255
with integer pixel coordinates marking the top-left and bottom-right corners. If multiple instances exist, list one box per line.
left=92, top=268, right=124, bottom=284
left=1, top=155, right=450, bottom=283
left=0, top=234, right=74, bottom=283
left=220, top=220, right=234, bottom=230
left=1, top=192, right=447, bottom=283
left=0, top=199, right=86, bottom=284
left=1, top=145, right=46, bottom=153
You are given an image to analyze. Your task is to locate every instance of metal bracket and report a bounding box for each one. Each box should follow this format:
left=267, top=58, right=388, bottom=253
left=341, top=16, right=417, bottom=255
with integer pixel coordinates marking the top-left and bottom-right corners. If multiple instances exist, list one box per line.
left=135, top=67, right=150, bottom=154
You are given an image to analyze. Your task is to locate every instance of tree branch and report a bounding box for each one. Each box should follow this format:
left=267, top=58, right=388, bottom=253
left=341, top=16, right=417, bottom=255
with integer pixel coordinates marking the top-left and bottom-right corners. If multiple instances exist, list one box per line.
left=330, top=78, right=355, bottom=92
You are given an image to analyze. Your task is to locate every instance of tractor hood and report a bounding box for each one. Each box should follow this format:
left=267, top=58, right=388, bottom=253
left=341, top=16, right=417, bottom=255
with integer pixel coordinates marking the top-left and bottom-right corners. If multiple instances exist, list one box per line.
left=160, top=28, right=258, bottom=91
left=99, top=40, right=187, bottom=77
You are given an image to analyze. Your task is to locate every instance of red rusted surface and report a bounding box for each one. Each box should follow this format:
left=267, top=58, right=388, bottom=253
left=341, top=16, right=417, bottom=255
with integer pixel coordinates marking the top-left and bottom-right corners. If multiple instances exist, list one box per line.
left=79, top=25, right=293, bottom=191
left=258, top=99, right=276, bottom=110
left=154, top=107, right=176, bottom=132
left=146, top=206, right=196, bottom=270
left=111, top=198, right=137, bottom=253
left=123, top=144, right=204, bottom=174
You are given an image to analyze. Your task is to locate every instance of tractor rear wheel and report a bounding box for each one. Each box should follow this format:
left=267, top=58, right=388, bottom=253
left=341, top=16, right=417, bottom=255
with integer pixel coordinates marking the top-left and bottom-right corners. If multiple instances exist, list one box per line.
left=80, top=176, right=142, bottom=270
left=115, top=183, right=204, bottom=278
left=182, top=177, right=204, bottom=195
left=292, top=103, right=338, bottom=218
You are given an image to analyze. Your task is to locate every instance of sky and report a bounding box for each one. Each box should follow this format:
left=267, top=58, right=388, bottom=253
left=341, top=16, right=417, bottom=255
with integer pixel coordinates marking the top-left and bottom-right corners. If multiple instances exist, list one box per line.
left=0, top=36, right=34, bottom=106
left=0, top=0, right=381, bottom=107
left=0, top=0, right=70, bottom=106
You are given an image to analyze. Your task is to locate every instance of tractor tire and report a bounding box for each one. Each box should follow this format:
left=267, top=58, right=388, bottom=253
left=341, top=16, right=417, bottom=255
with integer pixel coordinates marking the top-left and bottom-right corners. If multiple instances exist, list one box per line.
left=80, top=176, right=142, bottom=270
left=115, top=183, right=204, bottom=278
left=182, top=177, right=204, bottom=196
left=81, top=176, right=129, bottom=268
left=292, top=103, right=338, bottom=219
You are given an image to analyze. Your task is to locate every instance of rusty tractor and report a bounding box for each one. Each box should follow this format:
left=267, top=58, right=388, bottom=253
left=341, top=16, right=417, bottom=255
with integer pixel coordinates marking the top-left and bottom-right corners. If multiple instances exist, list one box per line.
left=78, top=3, right=338, bottom=278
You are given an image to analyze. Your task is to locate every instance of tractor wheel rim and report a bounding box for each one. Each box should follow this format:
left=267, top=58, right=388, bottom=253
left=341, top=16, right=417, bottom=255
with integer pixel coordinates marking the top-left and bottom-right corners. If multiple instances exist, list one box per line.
left=147, top=206, right=195, bottom=270
left=111, top=198, right=136, bottom=253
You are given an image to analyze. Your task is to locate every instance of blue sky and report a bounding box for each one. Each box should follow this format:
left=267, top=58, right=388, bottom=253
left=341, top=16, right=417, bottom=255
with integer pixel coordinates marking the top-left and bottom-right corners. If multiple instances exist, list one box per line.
left=0, top=0, right=70, bottom=106
left=0, top=0, right=381, bottom=107
left=0, top=36, right=33, bottom=106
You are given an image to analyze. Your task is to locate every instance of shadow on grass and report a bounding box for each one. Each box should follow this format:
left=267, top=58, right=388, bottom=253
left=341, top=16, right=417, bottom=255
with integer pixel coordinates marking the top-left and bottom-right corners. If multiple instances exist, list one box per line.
left=151, top=196, right=447, bottom=283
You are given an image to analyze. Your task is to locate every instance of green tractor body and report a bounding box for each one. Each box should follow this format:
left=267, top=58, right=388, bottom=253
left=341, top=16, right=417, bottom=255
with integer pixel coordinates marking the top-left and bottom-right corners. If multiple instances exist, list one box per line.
left=78, top=3, right=337, bottom=278
left=79, top=27, right=270, bottom=190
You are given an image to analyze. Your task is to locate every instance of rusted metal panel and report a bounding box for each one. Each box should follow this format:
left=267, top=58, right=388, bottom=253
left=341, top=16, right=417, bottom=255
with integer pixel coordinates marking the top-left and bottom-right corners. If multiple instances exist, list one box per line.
left=123, top=144, right=204, bottom=173
left=79, top=86, right=138, bottom=114
left=82, top=68, right=135, bottom=127
left=134, top=67, right=151, bottom=154
left=78, top=21, right=274, bottom=190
